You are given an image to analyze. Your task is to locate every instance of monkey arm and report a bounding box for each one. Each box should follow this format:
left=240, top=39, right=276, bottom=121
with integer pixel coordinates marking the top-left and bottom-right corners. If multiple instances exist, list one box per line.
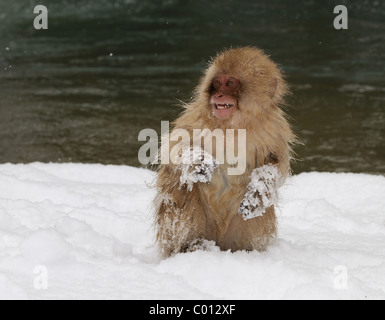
left=238, top=163, right=282, bottom=221
left=178, top=146, right=219, bottom=191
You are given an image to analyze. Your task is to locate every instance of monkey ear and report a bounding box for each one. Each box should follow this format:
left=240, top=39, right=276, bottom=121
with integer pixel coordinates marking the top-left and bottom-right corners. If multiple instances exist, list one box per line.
left=268, top=78, right=278, bottom=99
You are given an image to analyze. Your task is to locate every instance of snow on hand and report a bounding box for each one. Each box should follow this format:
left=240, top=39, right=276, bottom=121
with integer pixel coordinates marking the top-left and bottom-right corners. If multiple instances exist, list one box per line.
left=239, top=164, right=281, bottom=220
left=0, top=163, right=385, bottom=299
left=178, top=146, right=219, bottom=191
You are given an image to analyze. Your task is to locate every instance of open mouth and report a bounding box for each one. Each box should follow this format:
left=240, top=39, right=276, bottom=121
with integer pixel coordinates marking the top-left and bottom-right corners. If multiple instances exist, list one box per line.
left=214, top=103, right=234, bottom=110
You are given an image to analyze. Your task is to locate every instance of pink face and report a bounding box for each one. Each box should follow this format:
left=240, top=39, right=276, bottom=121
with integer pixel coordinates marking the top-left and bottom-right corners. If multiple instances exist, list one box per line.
left=210, top=74, right=241, bottom=120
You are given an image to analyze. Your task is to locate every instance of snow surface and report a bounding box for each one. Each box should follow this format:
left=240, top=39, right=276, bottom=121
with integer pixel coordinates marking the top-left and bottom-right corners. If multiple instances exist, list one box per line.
left=0, top=163, right=385, bottom=300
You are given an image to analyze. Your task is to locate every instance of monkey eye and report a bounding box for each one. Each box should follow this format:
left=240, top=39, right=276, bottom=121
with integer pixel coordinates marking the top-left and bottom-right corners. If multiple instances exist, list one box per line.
left=227, top=80, right=235, bottom=87
left=213, top=79, right=222, bottom=89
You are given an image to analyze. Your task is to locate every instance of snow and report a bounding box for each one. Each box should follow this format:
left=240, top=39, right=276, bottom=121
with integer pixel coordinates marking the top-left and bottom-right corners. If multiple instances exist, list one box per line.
left=20, top=229, right=70, bottom=264
left=0, top=163, right=385, bottom=300
left=178, top=146, right=219, bottom=191
left=239, top=164, right=282, bottom=220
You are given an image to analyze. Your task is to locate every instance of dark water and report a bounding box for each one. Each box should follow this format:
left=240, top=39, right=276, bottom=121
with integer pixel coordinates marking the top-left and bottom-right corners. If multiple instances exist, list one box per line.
left=0, top=0, right=384, bottom=174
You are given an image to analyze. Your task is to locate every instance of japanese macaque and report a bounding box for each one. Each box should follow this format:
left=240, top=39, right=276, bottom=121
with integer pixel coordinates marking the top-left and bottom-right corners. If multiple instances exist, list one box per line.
left=154, top=47, right=296, bottom=257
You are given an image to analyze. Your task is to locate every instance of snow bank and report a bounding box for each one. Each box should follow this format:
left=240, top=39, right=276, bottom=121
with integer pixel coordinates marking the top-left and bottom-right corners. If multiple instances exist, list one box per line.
left=0, top=163, right=384, bottom=300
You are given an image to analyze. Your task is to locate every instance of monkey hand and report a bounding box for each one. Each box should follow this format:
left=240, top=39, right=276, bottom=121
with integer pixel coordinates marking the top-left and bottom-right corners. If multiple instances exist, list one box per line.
left=178, top=146, right=219, bottom=191
left=238, top=164, right=281, bottom=220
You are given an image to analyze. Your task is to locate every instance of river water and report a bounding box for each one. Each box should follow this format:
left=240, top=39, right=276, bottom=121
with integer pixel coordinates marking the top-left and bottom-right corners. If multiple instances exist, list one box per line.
left=0, top=0, right=384, bottom=174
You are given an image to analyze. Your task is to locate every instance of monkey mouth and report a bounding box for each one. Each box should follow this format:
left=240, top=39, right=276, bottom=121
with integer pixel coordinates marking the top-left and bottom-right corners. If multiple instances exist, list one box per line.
left=214, top=103, right=234, bottom=110
left=212, top=102, right=237, bottom=119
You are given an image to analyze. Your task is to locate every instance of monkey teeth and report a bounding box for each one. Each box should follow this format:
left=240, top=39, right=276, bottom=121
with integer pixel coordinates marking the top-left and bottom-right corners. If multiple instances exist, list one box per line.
left=215, top=103, right=234, bottom=110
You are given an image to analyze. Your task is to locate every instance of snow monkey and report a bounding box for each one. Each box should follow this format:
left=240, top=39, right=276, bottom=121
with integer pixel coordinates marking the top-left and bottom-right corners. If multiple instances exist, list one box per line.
left=155, top=47, right=296, bottom=257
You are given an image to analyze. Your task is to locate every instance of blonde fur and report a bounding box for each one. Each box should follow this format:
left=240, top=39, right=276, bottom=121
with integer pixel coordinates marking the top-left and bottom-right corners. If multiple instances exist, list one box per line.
left=155, top=47, right=296, bottom=257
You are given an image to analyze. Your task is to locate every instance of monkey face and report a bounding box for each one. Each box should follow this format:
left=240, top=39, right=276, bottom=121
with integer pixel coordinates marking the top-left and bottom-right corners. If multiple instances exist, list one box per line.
left=210, top=74, right=241, bottom=120
left=192, top=47, right=288, bottom=127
